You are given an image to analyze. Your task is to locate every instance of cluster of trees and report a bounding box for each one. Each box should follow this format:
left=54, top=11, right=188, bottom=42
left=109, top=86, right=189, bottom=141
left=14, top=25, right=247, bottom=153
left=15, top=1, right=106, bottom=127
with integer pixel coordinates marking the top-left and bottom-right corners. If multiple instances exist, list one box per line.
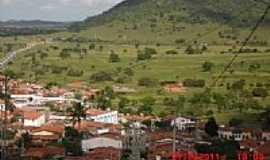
left=183, top=79, right=205, bottom=88
left=118, top=96, right=155, bottom=115
left=185, top=43, right=207, bottom=54
left=109, top=52, right=121, bottom=63
left=165, top=50, right=178, bottom=55
left=89, top=67, right=134, bottom=84
left=67, top=68, right=84, bottom=77
left=202, top=61, right=215, bottom=72
left=90, top=71, right=113, bottom=82
left=252, top=87, right=268, bottom=98
left=137, top=48, right=157, bottom=61
left=138, top=77, right=158, bottom=87
left=0, top=27, right=62, bottom=36
left=94, top=86, right=115, bottom=110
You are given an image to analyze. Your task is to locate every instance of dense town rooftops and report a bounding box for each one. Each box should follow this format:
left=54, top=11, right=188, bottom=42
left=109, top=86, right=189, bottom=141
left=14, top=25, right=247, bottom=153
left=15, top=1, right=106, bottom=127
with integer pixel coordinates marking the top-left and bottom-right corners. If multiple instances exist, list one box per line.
left=23, top=110, right=43, bottom=120
left=32, top=122, right=65, bottom=134
left=85, top=108, right=112, bottom=116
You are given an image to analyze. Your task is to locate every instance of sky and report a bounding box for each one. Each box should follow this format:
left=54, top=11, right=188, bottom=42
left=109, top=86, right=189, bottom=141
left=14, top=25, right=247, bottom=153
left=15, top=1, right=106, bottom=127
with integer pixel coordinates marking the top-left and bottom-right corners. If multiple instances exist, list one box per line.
left=0, top=0, right=124, bottom=22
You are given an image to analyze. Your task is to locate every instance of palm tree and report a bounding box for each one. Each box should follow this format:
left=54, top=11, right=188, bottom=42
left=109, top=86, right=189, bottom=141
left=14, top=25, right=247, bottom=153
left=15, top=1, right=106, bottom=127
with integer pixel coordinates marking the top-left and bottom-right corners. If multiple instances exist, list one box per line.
left=66, top=102, right=86, bottom=129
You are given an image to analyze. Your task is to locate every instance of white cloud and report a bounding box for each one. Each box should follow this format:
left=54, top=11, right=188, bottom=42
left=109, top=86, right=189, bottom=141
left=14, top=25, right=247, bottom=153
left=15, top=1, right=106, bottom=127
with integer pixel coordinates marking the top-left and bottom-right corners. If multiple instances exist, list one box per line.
left=0, top=0, right=13, bottom=5
left=40, top=4, right=56, bottom=11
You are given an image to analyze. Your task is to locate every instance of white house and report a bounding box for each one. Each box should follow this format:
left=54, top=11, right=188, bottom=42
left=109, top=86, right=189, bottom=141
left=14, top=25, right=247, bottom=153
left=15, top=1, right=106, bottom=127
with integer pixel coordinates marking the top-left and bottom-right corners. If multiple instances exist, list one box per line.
left=11, top=94, right=80, bottom=108
left=23, top=111, right=46, bottom=127
left=218, top=127, right=252, bottom=141
left=86, top=108, right=118, bottom=124
left=171, top=116, right=196, bottom=131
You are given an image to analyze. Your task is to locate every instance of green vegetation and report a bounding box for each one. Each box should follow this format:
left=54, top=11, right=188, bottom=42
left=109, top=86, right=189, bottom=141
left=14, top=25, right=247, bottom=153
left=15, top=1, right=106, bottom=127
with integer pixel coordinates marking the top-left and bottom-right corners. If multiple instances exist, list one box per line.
left=0, top=0, right=270, bottom=127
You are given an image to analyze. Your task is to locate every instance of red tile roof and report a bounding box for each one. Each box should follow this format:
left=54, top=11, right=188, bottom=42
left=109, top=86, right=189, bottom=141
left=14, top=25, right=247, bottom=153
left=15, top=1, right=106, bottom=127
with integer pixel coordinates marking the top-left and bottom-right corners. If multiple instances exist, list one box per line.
left=32, top=134, right=60, bottom=141
left=86, top=108, right=110, bottom=116
left=24, top=146, right=64, bottom=158
left=122, top=114, right=154, bottom=122
left=75, top=121, right=122, bottom=132
left=32, top=122, right=65, bottom=134
left=23, top=111, right=43, bottom=120
left=65, top=147, right=121, bottom=160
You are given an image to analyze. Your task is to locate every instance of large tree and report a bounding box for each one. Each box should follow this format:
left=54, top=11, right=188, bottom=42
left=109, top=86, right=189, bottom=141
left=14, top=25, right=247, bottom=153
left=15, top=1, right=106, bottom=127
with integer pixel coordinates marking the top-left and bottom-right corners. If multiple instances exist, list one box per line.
left=66, top=102, right=86, bottom=128
left=205, top=117, right=219, bottom=137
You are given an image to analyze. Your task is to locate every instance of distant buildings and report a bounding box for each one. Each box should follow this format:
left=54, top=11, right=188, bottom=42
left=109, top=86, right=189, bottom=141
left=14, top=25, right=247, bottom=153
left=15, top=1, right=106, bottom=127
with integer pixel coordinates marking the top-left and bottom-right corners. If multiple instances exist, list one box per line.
left=171, top=116, right=197, bottom=131
left=86, top=108, right=119, bottom=124
left=22, top=110, right=46, bottom=127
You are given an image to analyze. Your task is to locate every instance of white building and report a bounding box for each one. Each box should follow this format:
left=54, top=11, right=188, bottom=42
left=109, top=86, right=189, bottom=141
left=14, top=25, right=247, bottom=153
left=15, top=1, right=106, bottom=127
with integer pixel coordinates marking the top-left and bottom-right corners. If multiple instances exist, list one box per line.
left=171, top=116, right=196, bottom=131
left=23, top=111, right=46, bottom=127
left=82, top=137, right=122, bottom=152
left=86, top=108, right=118, bottom=124
left=11, top=94, right=80, bottom=108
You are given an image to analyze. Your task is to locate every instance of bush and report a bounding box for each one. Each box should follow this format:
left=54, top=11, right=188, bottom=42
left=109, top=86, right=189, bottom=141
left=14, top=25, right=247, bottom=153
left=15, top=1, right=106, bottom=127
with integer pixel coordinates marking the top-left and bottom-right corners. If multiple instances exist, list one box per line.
left=67, top=69, right=84, bottom=77
left=124, top=67, right=134, bottom=77
left=175, top=39, right=185, bottom=44
left=183, top=79, right=205, bottom=88
left=138, top=77, right=157, bottom=87
left=109, top=53, right=120, bottom=63
left=166, top=50, right=178, bottom=55
left=202, top=61, right=214, bottom=72
left=59, top=51, right=71, bottom=59
left=137, top=52, right=152, bottom=61
left=252, top=87, right=268, bottom=98
left=89, top=43, right=95, bottom=50
left=90, top=71, right=113, bottom=82
left=144, top=48, right=157, bottom=55
left=51, top=66, right=66, bottom=74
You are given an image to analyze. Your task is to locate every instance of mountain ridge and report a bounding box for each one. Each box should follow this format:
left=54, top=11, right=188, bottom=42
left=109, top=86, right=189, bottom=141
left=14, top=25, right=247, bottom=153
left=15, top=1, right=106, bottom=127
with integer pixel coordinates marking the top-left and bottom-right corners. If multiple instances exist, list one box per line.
left=79, top=0, right=270, bottom=28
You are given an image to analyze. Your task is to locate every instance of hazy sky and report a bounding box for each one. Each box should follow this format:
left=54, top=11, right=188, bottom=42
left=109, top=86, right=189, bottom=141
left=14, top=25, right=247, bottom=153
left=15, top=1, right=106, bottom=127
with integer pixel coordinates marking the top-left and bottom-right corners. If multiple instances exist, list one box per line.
left=0, top=0, right=124, bottom=22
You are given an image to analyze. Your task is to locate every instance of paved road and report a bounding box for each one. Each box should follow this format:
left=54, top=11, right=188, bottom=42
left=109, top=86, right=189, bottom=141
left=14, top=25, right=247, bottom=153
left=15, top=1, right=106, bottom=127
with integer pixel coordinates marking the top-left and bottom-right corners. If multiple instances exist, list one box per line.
left=0, top=40, right=50, bottom=69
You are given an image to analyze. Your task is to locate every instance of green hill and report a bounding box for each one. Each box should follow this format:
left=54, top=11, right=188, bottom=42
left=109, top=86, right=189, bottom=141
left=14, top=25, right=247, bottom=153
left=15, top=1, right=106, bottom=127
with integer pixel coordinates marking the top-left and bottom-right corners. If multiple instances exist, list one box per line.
left=82, top=0, right=269, bottom=26
left=69, top=0, right=270, bottom=44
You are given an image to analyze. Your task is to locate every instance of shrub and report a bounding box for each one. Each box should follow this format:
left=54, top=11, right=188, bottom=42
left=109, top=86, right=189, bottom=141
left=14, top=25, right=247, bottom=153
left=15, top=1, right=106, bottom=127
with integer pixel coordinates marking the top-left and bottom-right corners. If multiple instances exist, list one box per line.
left=202, top=61, right=214, bottom=72
left=67, top=69, right=84, bottom=77
left=183, top=79, right=205, bottom=88
left=109, top=53, right=120, bottom=63
left=90, top=71, right=113, bottom=82
left=138, top=77, right=158, bottom=87
left=166, top=50, right=178, bottom=55
left=144, top=47, right=157, bottom=55
left=137, top=52, right=152, bottom=61
left=252, top=87, right=268, bottom=98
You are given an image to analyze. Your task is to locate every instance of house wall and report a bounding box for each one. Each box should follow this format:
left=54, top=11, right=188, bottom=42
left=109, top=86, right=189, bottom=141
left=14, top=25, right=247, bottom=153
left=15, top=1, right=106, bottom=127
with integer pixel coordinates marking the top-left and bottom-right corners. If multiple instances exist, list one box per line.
left=32, top=131, right=54, bottom=136
left=82, top=137, right=122, bottom=152
left=24, top=115, right=46, bottom=127
left=262, top=132, right=270, bottom=141
left=88, top=111, right=118, bottom=124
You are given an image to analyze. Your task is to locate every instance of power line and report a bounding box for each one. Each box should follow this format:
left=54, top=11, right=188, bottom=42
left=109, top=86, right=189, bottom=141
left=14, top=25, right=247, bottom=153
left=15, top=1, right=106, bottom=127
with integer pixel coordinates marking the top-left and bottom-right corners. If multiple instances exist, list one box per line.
left=210, top=5, right=270, bottom=87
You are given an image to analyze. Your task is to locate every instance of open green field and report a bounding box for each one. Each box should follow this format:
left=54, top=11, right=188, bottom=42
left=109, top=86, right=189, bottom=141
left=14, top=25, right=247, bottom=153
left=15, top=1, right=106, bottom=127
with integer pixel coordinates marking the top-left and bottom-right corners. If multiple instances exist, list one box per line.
left=1, top=38, right=268, bottom=124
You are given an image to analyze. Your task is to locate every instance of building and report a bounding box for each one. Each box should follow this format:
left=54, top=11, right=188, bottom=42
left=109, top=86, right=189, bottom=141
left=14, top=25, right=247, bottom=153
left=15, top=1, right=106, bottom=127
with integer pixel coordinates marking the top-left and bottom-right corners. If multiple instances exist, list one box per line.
left=23, top=146, right=65, bottom=159
left=75, top=120, right=122, bottom=135
left=82, top=134, right=123, bottom=152
left=262, top=131, right=270, bottom=141
left=171, top=116, right=196, bottom=131
left=22, top=111, right=46, bottom=127
left=218, top=127, right=252, bottom=141
left=86, top=108, right=118, bottom=124
left=31, top=122, right=65, bottom=142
